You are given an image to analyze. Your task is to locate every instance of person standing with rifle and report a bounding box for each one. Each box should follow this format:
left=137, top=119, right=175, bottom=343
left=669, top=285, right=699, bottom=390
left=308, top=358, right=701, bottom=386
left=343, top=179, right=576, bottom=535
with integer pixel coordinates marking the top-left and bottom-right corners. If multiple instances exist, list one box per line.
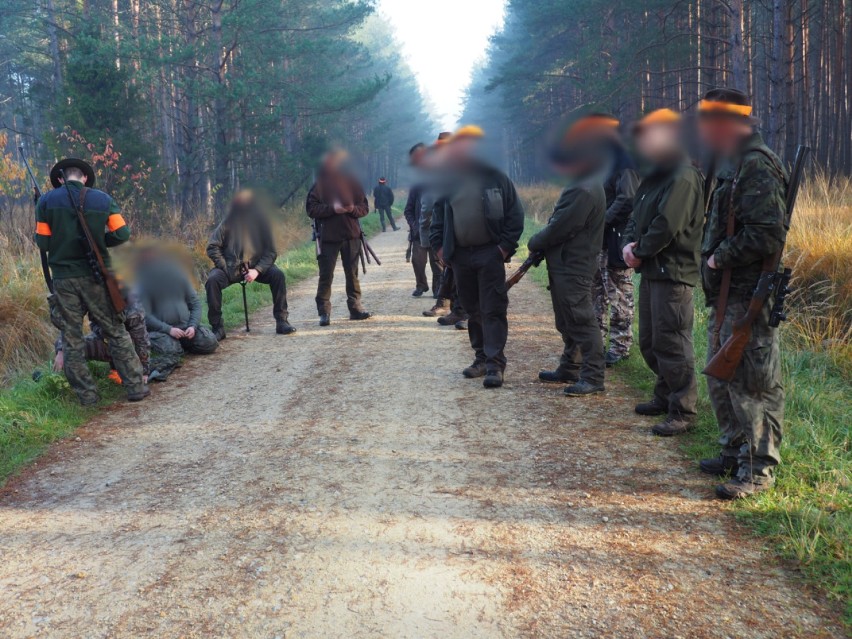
left=373, top=177, right=398, bottom=232
left=622, top=109, right=704, bottom=435
left=696, top=88, right=790, bottom=500
left=306, top=150, right=373, bottom=326
left=35, top=158, right=148, bottom=406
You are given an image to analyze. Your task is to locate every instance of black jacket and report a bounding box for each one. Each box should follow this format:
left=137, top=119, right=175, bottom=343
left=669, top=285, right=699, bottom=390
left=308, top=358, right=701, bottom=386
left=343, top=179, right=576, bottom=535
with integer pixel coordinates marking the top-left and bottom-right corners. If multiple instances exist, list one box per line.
left=373, top=183, right=394, bottom=208
left=602, top=145, right=639, bottom=266
left=429, top=163, right=524, bottom=261
left=528, top=179, right=606, bottom=280
left=207, top=210, right=277, bottom=283
left=306, top=179, right=370, bottom=243
left=403, top=185, right=423, bottom=236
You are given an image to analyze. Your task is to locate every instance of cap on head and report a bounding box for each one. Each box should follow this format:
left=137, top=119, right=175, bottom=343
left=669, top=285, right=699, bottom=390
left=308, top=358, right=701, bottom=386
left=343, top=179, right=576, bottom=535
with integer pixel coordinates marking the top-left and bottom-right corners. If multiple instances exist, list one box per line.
left=633, top=108, right=681, bottom=133
left=50, top=158, right=96, bottom=189
left=409, top=142, right=426, bottom=156
left=449, top=125, right=485, bottom=142
left=698, top=88, right=754, bottom=121
left=378, top=177, right=387, bottom=184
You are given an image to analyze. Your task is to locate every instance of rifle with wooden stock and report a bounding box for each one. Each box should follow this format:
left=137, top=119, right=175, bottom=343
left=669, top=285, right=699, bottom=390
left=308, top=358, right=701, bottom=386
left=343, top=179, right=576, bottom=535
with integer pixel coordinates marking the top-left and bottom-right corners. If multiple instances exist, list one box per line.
left=702, top=144, right=810, bottom=382
left=505, top=251, right=544, bottom=290
left=59, top=169, right=126, bottom=314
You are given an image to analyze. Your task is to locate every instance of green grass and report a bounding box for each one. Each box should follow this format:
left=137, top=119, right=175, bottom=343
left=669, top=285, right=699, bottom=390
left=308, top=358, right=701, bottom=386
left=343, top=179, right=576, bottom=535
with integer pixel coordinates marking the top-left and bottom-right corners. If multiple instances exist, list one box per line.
left=518, top=216, right=850, bottom=626
left=0, top=206, right=391, bottom=485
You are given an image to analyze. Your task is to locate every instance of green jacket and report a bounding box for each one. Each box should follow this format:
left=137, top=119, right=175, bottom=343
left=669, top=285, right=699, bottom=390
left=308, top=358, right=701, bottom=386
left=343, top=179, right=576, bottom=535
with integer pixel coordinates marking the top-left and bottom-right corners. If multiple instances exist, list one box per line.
left=35, top=181, right=129, bottom=279
left=701, top=132, right=788, bottom=303
left=528, top=179, right=605, bottom=279
left=622, top=160, right=704, bottom=286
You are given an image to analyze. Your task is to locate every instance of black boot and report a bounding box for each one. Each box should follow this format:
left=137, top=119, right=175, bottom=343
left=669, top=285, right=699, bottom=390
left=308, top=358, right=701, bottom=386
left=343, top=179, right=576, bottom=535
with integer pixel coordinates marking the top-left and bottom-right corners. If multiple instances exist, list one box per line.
left=564, top=380, right=605, bottom=397
left=276, top=319, right=297, bottom=335
left=635, top=397, right=667, bottom=416
left=538, top=370, right=579, bottom=384
left=699, top=455, right=739, bottom=477
left=483, top=369, right=504, bottom=388
left=350, top=310, right=373, bottom=321
left=319, top=314, right=331, bottom=327
left=212, top=325, right=227, bottom=341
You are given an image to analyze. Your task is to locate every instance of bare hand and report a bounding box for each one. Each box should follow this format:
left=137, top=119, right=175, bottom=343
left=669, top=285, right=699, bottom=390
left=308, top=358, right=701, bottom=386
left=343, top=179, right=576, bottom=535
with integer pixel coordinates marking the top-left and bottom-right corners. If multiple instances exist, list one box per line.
left=245, top=268, right=259, bottom=283
left=143, top=375, right=148, bottom=384
left=707, top=254, right=718, bottom=270
left=53, top=351, right=64, bottom=372
left=184, top=326, right=196, bottom=340
left=622, top=242, right=642, bottom=269
left=169, top=327, right=186, bottom=339
left=333, top=201, right=348, bottom=215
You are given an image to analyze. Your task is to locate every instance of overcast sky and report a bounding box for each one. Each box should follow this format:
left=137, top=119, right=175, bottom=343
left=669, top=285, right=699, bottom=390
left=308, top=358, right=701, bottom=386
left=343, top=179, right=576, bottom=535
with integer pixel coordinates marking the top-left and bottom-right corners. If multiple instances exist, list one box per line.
left=376, top=0, right=507, bottom=133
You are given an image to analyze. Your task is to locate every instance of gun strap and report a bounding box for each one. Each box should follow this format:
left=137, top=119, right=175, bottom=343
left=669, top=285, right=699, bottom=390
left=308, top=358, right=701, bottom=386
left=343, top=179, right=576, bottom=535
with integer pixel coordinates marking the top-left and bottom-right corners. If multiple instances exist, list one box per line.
left=711, top=163, right=742, bottom=351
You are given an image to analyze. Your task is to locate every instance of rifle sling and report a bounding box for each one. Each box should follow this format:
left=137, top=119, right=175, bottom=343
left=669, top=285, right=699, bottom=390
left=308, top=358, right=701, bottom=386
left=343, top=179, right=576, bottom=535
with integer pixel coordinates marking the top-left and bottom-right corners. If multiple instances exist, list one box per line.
left=710, top=164, right=740, bottom=352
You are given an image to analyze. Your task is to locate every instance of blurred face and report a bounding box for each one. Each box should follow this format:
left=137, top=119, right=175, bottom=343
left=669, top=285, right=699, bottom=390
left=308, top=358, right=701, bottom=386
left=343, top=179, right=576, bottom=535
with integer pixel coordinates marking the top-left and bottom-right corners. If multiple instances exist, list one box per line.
left=445, top=136, right=481, bottom=167
left=635, top=123, right=682, bottom=163
left=698, top=117, right=753, bottom=156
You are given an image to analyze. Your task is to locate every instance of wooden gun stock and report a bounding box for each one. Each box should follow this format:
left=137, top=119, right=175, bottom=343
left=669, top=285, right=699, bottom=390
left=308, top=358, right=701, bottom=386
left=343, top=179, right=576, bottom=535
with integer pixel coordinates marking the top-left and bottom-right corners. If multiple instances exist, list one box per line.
left=506, top=252, right=543, bottom=290
left=703, top=313, right=756, bottom=382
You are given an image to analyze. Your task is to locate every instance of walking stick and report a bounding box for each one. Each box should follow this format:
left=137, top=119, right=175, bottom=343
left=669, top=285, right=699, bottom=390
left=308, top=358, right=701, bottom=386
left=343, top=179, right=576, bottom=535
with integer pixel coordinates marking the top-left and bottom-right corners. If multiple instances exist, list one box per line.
left=240, top=264, right=251, bottom=332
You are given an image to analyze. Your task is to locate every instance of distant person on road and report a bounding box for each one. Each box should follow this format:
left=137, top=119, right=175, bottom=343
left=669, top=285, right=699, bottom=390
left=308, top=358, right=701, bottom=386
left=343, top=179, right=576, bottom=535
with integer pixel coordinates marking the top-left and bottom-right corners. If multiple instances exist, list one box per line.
left=696, top=88, right=788, bottom=500
left=306, top=150, right=373, bottom=326
left=430, top=125, right=525, bottom=389
left=529, top=116, right=607, bottom=397
left=373, top=177, right=398, bottom=232
left=137, top=246, right=219, bottom=380
left=622, top=109, right=703, bottom=435
left=36, top=158, right=148, bottom=405
left=205, top=190, right=295, bottom=339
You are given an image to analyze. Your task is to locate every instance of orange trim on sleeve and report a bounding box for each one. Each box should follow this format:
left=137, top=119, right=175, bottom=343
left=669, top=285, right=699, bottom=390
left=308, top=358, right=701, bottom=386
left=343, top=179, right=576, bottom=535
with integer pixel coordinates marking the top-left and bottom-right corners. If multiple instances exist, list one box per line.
left=106, top=214, right=127, bottom=232
left=36, top=222, right=52, bottom=236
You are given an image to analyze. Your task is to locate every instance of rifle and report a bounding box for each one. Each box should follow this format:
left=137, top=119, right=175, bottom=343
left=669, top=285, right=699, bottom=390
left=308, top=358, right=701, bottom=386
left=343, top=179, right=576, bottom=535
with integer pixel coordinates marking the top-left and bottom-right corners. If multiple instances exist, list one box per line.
left=405, top=232, right=413, bottom=263
left=703, top=145, right=810, bottom=382
left=505, top=251, right=544, bottom=290
left=59, top=170, right=126, bottom=314
left=311, top=219, right=322, bottom=257
left=19, top=146, right=53, bottom=294
left=358, top=222, right=382, bottom=274
left=239, top=263, right=251, bottom=333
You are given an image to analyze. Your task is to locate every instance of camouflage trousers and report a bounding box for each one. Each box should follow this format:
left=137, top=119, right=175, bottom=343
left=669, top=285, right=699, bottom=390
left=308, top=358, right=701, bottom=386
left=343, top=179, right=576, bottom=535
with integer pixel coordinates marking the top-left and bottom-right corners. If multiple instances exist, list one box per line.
left=149, top=328, right=219, bottom=380
left=707, top=300, right=784, bottom=483
left=53, top=277, right=144, bottom=403
left=592, top=250, right=634, bottom=356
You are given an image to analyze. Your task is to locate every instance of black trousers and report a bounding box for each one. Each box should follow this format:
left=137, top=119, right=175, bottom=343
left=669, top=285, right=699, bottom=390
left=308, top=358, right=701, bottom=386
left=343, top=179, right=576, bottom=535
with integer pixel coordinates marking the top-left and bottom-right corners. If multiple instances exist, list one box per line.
left=377, top=207, right=398, bottom=230
left=437, top=266, right=465, bottom=313
left=316, top=238, right=363, bottom=315
left=451, top=244, right=509, bottom=371
left=638, top=278, right=698, bottom=417
left=411, top=244, right=441, bottom=292
left=549, top=272, right=605, bottom=385
left=206, top=264, right=289, bottom=328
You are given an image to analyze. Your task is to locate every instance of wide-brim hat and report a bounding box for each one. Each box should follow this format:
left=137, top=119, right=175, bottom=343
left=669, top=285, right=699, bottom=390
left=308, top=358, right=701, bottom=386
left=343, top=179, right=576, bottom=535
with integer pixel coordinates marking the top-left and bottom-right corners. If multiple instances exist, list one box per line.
left=50, top=158, right=96, bottom=189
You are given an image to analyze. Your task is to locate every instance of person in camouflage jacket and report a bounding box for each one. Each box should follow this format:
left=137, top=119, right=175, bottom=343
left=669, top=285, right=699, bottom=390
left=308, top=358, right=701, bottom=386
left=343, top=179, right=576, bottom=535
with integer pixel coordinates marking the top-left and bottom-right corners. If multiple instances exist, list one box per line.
left=696, top=88, right=788, bottom=500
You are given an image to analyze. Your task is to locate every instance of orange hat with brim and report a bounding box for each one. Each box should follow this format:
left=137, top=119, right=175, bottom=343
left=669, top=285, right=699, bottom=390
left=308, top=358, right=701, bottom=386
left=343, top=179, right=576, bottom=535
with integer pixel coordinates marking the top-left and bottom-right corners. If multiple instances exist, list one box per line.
left=698, top=100, right=753, bottom=119
left=634, top=108, right=682, bottom=133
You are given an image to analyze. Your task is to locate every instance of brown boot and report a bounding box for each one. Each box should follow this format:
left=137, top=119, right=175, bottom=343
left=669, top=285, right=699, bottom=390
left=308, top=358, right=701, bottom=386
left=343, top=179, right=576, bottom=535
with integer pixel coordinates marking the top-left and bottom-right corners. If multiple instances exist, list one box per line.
left=462, top=362, right=487, bottom=379
left=715, top=478, right=773, bottom=500
left=651, top=414, right=695, bottom=436
left=438, top=311, right=465, bottom=325
left=423, top=299, right=451, bottom=317
left=699, top=455, right=739, bottom=477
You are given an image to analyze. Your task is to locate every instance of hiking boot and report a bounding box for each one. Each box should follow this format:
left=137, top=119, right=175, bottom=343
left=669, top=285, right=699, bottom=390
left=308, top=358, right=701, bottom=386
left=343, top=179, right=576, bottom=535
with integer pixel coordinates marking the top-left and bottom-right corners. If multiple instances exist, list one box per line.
left=651, top=415, right=695, bottom=436
left=564, top=380, right=605, bottom=397
left=319, top=314, right=331, bottom=327
left=538, top=370, right=579, bottom=384
left=699, top=455, right=740, bottom=477
left=212, top=325, right=226, bottom=341
left=423, top=301, right=450, bottom=317
left=715, top=478, right=773, bottom=500
left=276, top=320, right=297, bottom=335
left=635, top=397, right=668, bottom=416
left=412, top=287, right=427, bottom=298
left=605, top=351, right=628, bottom=367
left=437, top=311, right=465, bottom=325
left=463, top=362, right=487, bottom=379
left=454, top=320, right=468, bottom=330
left=483, top=369, right=504, bottom=388
left=127, top=386, right=150, bottom=402
left=350, top=311, right=373, bottom=321
left=80, top=394, right=100, bottom=407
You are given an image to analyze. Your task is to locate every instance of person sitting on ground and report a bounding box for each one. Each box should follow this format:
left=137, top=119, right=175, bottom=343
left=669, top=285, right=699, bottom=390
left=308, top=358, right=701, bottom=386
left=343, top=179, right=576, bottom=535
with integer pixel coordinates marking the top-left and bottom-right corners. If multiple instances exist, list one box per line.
left=54, top=289, right=151, bottom=386
left=205, top=190, right=295, bottom=339
left=373, top=177, right=398, bottom=231
left=137, top=246, right=219, bottom=380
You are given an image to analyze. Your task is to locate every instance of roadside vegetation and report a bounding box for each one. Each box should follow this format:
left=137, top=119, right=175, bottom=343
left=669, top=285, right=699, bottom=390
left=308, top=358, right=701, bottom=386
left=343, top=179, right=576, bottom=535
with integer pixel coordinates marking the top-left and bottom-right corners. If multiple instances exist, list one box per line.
left=515, top=180, right=851, bottom=625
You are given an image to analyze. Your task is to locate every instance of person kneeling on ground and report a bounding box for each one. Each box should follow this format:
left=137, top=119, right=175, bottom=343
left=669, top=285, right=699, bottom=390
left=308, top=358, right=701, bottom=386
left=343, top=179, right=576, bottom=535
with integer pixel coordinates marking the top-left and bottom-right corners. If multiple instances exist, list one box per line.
left=206, top=191, right=295, bottom=339
left=137, top=246, right=219, bottom=381
left=622, top=109, right=703, bottom=436
left=529, top=116, right=608, bottom=397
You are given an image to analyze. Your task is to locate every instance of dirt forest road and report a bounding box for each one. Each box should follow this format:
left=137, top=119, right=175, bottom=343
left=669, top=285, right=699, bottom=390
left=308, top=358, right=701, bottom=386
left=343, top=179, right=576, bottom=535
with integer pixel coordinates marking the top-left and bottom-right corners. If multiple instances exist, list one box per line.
left=0, top=224, right=844, bottom=639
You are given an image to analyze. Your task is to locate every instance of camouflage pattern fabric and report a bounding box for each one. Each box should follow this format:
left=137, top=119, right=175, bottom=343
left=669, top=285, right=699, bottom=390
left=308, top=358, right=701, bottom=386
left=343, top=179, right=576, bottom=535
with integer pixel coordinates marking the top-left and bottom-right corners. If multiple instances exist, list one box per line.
left=592, top=250, right=634, bottom=357
left=706, top=301, right=783, bottom=483
left=53, top=276, right=145, bottom=403
left=149, top=327, right=219, bottom=380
